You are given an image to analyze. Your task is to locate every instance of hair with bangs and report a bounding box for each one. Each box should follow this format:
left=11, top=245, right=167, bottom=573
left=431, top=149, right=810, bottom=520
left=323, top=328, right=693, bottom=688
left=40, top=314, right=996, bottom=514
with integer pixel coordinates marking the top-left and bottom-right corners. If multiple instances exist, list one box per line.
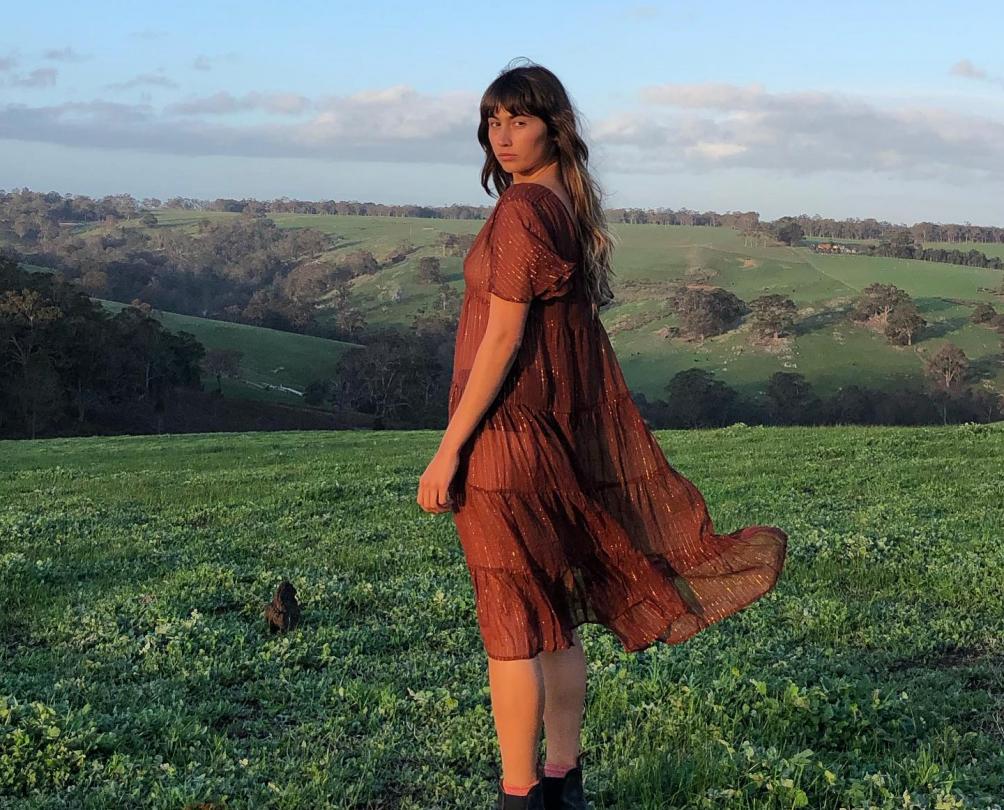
left=477, top=58, right=616, bottom=315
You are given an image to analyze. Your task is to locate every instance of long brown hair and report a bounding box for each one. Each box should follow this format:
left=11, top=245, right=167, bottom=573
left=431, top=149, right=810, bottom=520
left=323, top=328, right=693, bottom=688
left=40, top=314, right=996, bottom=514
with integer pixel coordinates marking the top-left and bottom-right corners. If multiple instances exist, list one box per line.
left=477, top=59, right=617, bottom=315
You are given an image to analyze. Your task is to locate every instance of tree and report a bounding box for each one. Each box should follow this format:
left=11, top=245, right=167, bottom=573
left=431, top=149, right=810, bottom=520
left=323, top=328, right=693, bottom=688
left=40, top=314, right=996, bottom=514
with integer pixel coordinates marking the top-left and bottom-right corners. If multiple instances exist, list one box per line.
left=748, top=294, right=797, bottom=339
left=851, top=283, right=911, bottom=322
left=765, top=372, right=822, bottom=425
left=885, top=302, right=926, bottom=346
left=0, top=288, right=65, bottom=436
left=924, top=343, right=969, bottom=394
left=80, top=269, right=109, bottom=295
left=338, top=250, right=379, bottom=278
left=887, top=229, right=917, bottom=259
left=663, top=368, right=739, bottom=428
left=303, top=378, right=333, bottom=407
left=14, top=353, right=64, bottom=438
left=970, top=386, right=1004, bottom=422
left=418, top=256, right=444, bottom=283
left=673, top=287, right=748, bottom=342
left=202, top=347, right=243, bottom=393
left=773, top=217, right=804, bottom=246
left=56, top=312, right=113, bottom=425
left=823, top=385, right=876, bottom=425
left=971, top=303, right=996, bottom=324
left=330, top=329, right=450, bottom=423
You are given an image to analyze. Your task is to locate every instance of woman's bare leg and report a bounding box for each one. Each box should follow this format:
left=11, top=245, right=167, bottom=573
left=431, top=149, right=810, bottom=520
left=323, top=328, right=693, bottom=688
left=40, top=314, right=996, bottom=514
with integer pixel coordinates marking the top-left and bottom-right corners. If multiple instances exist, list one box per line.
left=487, top=655, right=545, bottom=787
left=538, top=627, right=587, bottom=767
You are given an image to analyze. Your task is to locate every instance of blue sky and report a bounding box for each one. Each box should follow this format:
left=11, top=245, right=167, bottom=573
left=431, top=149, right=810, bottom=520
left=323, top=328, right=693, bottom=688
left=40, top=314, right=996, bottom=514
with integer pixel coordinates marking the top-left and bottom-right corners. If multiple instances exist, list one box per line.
left=1, top=0, right=1002, bottom=225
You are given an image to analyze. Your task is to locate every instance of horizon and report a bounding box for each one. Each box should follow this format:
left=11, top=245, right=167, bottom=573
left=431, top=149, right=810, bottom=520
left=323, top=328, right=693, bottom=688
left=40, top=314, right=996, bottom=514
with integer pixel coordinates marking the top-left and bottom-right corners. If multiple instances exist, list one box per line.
left=4, top=183, right=1001, bottom=231
left=1, top=1, right=1002, bottom=227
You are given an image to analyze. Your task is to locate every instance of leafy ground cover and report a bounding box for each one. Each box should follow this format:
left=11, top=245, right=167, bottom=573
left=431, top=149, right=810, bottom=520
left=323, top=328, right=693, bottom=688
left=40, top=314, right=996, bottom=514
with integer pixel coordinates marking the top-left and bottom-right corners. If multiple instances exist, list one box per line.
left=1, top=424, right=1002, bottom=808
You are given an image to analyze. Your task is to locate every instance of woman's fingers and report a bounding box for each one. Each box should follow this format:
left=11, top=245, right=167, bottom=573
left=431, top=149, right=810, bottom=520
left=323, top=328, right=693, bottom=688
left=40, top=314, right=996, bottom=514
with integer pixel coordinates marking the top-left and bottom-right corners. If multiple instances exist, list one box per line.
left=417, top=481, right=453, bottom=513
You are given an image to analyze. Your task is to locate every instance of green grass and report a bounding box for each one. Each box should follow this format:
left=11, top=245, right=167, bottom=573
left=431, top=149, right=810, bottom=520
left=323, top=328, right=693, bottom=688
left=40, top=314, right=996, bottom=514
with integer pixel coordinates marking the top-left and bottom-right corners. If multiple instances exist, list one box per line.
left=2, top=424, right=1003, bottom=807
left=924, top=242, right=1004, bottom=261
left=95, top=300, right=363, bottom=405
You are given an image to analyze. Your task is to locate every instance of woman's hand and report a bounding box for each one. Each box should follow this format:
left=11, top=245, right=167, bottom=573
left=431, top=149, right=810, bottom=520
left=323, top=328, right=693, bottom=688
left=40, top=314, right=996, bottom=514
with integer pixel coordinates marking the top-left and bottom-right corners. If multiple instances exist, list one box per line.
left=417, top=447, right=460, bottom=514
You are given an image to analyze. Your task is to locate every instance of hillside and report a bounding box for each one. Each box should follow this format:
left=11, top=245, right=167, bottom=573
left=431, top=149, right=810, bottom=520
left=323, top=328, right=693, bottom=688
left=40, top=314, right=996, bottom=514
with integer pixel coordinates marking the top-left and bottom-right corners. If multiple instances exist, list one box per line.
left=96, top=299, right=364, bottom=406
left=15, top=262, right=362, bottom=407
left=13, top=210, right=1004, bottom=407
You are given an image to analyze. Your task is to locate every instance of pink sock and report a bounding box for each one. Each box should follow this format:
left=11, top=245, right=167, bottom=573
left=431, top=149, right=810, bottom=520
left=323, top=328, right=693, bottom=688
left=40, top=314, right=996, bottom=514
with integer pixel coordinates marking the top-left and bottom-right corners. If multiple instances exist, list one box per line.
left=501, top=778, right=539, bottom=796
left=544, top=761, right=576, bottom=778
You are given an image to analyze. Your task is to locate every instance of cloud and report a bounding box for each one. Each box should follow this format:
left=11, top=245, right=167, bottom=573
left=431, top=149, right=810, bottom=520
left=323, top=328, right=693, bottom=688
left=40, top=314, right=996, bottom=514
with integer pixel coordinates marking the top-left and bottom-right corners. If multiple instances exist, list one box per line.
left=1, top=78, right=1000, bottom=185
left=9, top=68, right=58, bottom=88
left=104, top=72, right=179, bottom=91
left=640, top=81, right=767, bottom=109
left=42, top=46, right=88, bottom=62
left=0, top=85, right=482, bottom=164
left=949, top=58, right=1004, bottom=89
left=591, top=80, right=1004, bottom=182
left=0, top=56, right=17, bottom=72
left=950, top=58, right=986, bottom=79
left=166, top=91, right=311, bottom=116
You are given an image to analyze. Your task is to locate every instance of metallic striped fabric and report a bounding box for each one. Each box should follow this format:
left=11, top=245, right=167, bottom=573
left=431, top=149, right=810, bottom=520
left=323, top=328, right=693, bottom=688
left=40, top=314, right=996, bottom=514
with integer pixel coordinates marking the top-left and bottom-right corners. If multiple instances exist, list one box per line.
left=448, top=182, right=788, bottom=661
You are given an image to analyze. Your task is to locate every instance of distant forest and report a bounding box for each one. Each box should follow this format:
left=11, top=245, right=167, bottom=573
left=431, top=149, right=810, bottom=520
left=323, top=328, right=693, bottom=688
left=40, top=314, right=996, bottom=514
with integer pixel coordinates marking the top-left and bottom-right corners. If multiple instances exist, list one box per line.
left=3, top=186, right=1003, bottom=243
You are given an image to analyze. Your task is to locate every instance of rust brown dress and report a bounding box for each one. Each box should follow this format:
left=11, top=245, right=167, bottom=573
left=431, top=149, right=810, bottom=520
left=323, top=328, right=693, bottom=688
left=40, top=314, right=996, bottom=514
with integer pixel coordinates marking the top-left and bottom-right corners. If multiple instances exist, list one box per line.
left=448, top=182, right=788, bottom=661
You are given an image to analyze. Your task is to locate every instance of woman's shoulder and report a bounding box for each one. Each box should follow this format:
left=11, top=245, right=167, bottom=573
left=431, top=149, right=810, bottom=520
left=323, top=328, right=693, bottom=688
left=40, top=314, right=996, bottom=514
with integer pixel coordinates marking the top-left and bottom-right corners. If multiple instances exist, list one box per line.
left=491, top=184, right=547, bottom=225
left=498, top=182, right=561, bottom=209
left=496, top=183, right=574, bottom=234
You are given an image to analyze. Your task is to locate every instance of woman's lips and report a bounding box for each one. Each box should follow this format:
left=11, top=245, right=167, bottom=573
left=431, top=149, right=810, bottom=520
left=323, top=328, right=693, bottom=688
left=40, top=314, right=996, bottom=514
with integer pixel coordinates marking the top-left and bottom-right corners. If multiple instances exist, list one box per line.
left=498, top=154, right=517, bottom=160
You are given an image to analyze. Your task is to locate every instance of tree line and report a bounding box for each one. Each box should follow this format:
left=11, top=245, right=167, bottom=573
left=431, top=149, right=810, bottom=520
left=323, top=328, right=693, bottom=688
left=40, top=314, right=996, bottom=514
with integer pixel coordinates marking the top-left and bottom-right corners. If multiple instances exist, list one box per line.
left=760, top=218, right=1004, bottom=274
left=5, top=186, right=1003, bottom=245
left=867, top=230, right=1004, bottom=270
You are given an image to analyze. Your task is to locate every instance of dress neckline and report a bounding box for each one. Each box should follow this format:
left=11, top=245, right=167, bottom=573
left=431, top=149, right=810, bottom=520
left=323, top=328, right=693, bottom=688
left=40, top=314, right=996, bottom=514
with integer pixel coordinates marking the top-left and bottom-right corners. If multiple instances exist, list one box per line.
left=507, top=182, right=576, bottom=228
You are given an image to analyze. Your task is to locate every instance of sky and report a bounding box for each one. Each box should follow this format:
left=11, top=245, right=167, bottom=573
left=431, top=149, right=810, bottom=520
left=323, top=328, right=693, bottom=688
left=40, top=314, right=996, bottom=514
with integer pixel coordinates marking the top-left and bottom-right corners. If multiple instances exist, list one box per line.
left=1, top=0, right=1002, bottom=226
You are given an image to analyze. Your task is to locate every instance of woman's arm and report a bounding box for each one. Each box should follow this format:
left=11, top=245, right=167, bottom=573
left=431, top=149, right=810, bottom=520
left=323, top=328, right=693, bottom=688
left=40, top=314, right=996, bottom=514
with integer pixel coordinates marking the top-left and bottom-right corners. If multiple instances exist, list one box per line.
left=416, top=295, right=529, bottom=513
left=440, top=295, right=529, bottom=454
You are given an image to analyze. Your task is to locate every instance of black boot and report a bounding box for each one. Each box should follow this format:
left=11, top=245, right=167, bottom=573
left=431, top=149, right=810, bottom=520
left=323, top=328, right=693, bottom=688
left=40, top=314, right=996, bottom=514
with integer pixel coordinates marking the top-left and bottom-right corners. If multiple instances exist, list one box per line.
left=495, top=776, right=545, bottom=810
left=541, top=752, right=588, bottom=809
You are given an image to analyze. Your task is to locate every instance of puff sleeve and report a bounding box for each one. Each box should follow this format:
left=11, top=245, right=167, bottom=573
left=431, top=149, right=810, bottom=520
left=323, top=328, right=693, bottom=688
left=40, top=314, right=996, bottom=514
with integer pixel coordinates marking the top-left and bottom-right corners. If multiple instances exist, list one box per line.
left=487, top=194, right=578, bottom=303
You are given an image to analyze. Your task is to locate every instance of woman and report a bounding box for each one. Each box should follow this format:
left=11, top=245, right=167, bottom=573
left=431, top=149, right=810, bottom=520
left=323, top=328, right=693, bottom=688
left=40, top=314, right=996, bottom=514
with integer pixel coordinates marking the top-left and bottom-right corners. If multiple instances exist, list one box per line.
left=417, top=60, right=788, bottom=810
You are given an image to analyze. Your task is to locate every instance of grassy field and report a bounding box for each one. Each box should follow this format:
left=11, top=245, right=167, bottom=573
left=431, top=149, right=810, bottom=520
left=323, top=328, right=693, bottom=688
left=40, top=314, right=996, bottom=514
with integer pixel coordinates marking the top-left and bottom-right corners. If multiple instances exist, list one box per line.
left=95, top=299, right=363, bottom=405
left=924, top=242, right=1004, bottom=261
left=2, top=424, right=1003, bottom=808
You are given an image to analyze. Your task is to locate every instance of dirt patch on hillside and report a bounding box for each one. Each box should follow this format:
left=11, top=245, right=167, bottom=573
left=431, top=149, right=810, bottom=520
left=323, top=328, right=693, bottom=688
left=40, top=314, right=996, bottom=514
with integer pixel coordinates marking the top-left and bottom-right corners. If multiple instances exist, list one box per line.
left=740, top=258, right=759, bottom=269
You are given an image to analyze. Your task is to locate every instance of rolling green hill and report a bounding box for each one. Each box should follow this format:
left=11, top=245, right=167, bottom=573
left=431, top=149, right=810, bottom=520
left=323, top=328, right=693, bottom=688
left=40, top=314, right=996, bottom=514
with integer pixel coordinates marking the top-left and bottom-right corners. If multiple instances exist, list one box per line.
left=17, top=260, right=362, bottom=406
left=96, top=299, right=363, bottom=406
left=12, top=211, right=1004, bottom=406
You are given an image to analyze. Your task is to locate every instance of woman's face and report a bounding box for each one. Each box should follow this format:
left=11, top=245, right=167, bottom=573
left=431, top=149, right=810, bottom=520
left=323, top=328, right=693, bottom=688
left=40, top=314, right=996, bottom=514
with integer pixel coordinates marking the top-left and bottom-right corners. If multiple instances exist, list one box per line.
left=488, top=105, right=553, bottom=177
